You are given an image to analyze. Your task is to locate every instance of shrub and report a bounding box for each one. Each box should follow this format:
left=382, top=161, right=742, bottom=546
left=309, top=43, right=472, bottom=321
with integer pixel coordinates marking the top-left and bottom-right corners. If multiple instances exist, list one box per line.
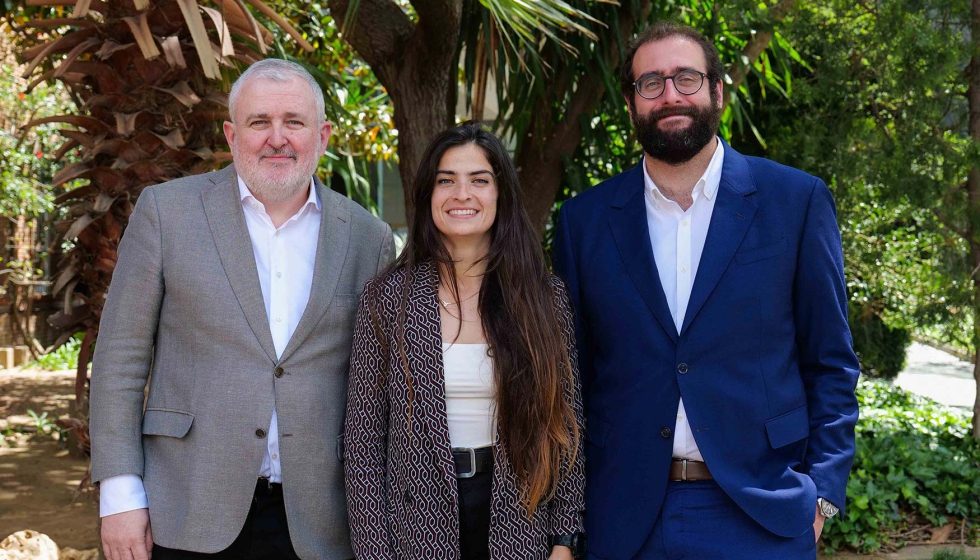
left=933, top=551, right=972, bottom=560
left=29, top=336, right=81, bottom=371
left=821, top=379, right=980, bottom=553
left=849, top=303, right=912, bottom=379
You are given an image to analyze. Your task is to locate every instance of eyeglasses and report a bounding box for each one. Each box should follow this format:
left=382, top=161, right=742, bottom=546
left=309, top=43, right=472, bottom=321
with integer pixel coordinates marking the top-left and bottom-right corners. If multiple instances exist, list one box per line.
left=633, top=70, right=708, bottom=100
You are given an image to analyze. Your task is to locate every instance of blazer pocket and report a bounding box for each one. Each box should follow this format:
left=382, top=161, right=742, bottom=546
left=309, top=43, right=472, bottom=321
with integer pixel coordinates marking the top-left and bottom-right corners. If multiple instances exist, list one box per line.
left=765, top=405, right=809, bottom=449
left=585, top=413, right=611, bottom=448
left=142, top=409, right=194, bottom=438
left=736, top=238, right=788, bottom=266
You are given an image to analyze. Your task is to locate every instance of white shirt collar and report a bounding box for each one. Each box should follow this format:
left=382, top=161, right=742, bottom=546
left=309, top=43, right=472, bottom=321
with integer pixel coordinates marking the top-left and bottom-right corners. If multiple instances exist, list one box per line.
left=643, top=138, right=726, bottom=205
left=237, top=175, right=321, bottom=214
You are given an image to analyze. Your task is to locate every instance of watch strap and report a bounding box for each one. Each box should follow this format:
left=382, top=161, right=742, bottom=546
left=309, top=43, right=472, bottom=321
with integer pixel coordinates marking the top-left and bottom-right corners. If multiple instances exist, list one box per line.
left=550, top=533, right=587, bottom=558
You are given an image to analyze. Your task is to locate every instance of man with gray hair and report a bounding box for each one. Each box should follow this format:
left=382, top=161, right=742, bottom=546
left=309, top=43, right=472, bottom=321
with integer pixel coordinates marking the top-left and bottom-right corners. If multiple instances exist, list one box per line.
left=91, top=58, right=393, bottom=560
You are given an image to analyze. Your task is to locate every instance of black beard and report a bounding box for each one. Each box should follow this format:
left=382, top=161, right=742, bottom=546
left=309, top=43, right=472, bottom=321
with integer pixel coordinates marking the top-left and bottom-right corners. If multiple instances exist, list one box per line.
left=632, top=101, right=721, bottom=165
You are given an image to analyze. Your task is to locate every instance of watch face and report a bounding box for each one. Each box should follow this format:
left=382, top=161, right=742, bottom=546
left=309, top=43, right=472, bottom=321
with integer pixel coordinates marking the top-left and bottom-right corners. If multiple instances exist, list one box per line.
left=819, top=500, right=839, bottom=517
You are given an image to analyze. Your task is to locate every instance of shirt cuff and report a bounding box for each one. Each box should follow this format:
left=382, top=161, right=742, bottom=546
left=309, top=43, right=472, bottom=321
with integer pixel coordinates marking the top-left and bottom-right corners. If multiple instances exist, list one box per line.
left=99, top=474, right=149, bottom=517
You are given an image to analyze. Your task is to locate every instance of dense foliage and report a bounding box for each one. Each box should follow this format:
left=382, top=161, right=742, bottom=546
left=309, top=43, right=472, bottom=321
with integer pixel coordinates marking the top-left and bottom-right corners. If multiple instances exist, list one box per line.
left=822, top=380, right=980, bottom=553
left=0, top=28, right=74, bottom=242
left=753, top=0, right=974, bottom=369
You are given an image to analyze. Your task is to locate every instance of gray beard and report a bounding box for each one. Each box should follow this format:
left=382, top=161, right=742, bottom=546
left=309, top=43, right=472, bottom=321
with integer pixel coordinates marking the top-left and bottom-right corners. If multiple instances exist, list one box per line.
left=233, top=146, right=319, bottom=203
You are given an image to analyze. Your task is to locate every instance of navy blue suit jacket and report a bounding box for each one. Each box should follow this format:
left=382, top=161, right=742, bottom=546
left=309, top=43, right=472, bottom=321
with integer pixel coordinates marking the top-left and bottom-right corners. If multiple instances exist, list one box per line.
left=553, top=141, right=860, bottom=559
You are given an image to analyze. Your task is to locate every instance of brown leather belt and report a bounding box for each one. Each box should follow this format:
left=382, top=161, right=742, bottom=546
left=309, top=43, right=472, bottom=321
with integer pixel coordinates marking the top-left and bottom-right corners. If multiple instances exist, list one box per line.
left=669, top=459, right=713, bottom=481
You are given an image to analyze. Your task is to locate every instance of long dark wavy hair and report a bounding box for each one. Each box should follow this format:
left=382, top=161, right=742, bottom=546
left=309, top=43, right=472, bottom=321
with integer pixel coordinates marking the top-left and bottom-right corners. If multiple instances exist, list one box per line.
left=377, top=121, right=579, bottom=515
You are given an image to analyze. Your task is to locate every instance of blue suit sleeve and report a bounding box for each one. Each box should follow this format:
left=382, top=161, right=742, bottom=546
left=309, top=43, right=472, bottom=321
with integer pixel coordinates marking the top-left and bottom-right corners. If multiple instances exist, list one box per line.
left=553, top=203, right=596, bottom=408
left=793, top=179, right=860, bottom=514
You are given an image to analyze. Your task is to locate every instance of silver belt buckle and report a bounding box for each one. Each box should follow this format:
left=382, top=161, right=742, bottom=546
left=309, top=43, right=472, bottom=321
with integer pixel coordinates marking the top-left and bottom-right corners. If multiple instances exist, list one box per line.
left=454, top=447, right=477, bottom=478
left=681, top=459, right=689, bottom=481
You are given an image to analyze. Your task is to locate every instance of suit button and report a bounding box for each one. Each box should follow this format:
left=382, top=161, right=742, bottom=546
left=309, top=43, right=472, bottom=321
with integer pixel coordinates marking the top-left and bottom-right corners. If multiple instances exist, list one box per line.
left=661, top=427, right=672, bottom=438
left=403, top=489, right=413, bottom=503
left=677, top=363, right=689, bottom=375
left=255, top=429, right=266, bottom=438
left=274, top=366, right=284, bottom=378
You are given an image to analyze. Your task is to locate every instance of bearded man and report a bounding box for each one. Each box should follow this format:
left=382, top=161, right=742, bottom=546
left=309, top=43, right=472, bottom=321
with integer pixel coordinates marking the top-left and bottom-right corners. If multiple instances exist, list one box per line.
left=553, top=22, right=860, bottom=560
left=90, top=59, right=393, bottom=560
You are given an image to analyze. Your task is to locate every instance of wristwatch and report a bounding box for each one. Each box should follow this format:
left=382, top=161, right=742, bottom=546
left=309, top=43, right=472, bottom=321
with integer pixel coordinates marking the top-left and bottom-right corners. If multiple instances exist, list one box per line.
left=551, top=533, right=587, bottom=559
left=817, top=498, right=839, bottom=518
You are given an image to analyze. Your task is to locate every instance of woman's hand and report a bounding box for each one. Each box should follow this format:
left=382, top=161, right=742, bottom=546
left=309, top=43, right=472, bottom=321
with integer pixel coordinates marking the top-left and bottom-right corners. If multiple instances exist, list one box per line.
left=549, top=545, right=575, bottom=560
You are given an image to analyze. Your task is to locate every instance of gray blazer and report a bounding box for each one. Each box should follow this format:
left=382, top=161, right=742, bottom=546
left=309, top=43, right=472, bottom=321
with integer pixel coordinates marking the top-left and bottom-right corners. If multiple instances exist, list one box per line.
left=90, top=164, right=394, bottom=559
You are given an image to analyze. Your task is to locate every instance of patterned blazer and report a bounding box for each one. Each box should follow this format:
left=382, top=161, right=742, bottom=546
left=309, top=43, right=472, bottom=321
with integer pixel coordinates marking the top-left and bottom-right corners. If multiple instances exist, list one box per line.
left=344, top=260, right=585, bottom=560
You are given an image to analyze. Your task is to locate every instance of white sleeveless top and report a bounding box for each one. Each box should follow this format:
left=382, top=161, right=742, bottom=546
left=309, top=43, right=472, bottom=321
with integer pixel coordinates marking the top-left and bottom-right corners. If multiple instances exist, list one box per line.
left=442, top=343, right=496, bottom=448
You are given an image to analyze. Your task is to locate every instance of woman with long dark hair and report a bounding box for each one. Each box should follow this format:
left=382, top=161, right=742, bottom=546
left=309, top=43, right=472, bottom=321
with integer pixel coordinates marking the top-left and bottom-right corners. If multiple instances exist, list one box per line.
left=344, top=121, right=585, bottom=560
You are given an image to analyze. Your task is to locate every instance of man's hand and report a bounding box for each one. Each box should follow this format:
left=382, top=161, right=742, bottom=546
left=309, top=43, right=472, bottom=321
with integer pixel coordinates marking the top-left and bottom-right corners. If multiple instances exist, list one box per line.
left=102, top=508, right=152, bottom=560
left=813, top=504, right=826, bottom=543
left=549, top=545, right=575, bottom=560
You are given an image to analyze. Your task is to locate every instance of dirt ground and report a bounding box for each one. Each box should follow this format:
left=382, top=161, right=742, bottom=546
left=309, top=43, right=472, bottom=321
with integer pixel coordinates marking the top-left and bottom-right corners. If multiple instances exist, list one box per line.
left=0, top=366, right=99, bottom=553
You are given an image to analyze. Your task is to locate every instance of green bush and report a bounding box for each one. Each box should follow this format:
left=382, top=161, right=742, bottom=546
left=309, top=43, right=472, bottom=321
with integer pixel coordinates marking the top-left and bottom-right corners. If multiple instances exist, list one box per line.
left=29, top=336, right=81, bottom=371
left=849, top=303, right=912, bottom=379
left=821, top=379, right=980, bottom=553
left=933, top=551, right=972, bottom=560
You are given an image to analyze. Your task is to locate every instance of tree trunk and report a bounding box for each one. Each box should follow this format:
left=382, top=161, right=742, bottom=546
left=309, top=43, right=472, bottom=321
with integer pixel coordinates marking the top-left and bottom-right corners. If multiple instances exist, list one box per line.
left=515, top=0, right=651, bottom=231
left=518, top=148, right=568, bottom=232
left=326, top=0, right=462, bottom=226
left=968, top=0, right=980, bottom=438
left=390, top=54, right=458, bottom=224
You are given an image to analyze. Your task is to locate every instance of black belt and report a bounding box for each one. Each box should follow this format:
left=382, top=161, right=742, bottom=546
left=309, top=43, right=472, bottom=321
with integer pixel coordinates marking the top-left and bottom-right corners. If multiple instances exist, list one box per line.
left=453, top=446, right=493, bottom=478
left=257, top=477, right=283, bottom=492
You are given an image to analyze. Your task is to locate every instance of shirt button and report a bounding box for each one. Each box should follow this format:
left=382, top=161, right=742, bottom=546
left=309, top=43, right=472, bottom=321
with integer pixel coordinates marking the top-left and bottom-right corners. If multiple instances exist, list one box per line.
left=677, top=363, right=689, bottom=375
left=682, top=219, right=689, bottom=226
left=271, top=453, right=278, bottom=460
left=661, top=427, right=672, bottom=438
left=256, top=428, right=267, bottom=438
left=274, top=231, right=281, bottom=237
left=276, top=271, right=282, bottom=278
left=680, top=267, right=688, bottom=273
left=274, top=366, right=284, bottom=378
left=276, top=316, right=282, bottom=322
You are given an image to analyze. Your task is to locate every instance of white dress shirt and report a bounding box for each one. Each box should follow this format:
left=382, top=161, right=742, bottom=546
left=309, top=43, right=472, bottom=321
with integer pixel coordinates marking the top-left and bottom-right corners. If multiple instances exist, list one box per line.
left=100, top=176, right=321, bottom=517
left=643, top=139, right=725, bottom=462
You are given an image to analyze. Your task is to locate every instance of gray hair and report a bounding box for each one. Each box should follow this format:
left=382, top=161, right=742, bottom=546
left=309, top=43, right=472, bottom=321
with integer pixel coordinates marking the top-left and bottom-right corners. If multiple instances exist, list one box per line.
left=228, top=59, right=326, bottom=124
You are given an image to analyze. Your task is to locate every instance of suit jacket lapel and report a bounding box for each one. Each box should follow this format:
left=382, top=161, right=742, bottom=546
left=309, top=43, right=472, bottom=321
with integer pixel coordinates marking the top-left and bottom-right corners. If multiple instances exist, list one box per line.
left=278, top=180, right=351, bottom=363
left=681, top=143, right=758, bottom=334
left=202, top=164, right=278, bottom=363
left=608, top=163, right=679, bottom=343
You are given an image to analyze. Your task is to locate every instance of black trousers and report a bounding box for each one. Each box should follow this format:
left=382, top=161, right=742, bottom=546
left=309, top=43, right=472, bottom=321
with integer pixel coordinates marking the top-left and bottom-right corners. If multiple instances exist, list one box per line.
left=152, top=479, right=301, bottom=560
left=457, top=469, right=493, bottom=560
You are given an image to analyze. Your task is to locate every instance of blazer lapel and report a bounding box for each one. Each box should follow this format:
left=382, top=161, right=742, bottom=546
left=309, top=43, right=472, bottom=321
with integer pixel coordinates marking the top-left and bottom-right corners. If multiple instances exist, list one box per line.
left=608, top=163, right=679, bottom=343
left=680, top=143, right=758, bottom=334
left=202, top=164, right=278, bottom=363
left=408, top=261, right=458, bottom=486
left=278, top=180, right=351, bottom=363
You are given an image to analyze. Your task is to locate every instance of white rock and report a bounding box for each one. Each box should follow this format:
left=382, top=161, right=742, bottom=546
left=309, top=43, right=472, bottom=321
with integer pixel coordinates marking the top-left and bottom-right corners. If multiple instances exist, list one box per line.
left=0, top=530, right=59, bottom=559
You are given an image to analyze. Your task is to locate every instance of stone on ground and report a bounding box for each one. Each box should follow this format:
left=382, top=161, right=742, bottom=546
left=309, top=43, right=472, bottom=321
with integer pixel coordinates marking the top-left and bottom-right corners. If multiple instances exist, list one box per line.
left=0, top=530, right=59, bottom=559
